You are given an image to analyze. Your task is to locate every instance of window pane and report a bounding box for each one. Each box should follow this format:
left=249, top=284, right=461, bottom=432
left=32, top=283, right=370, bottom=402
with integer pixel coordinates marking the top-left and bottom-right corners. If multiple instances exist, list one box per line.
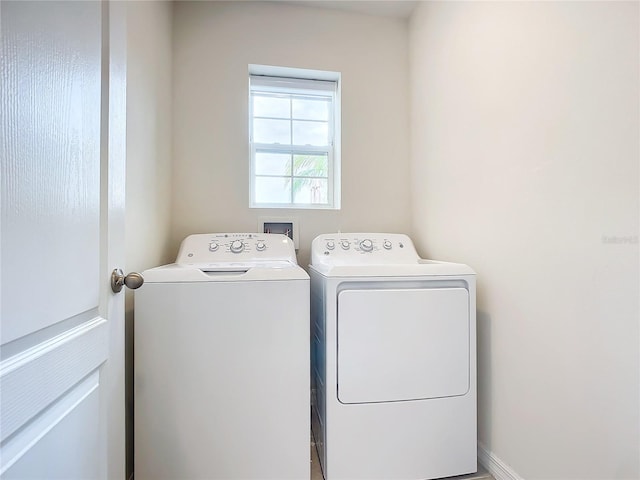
left=292, top=120, right=328, bottom=146
left=255, top=153, right=291, bottom=175
left=293, top=154, right=328, bottom=177
left=255, top=176, right=291, bottom=204
left=249, top=71, right=339, bottom=208
left=253, top=94, right=290, bottom=119
left=254, top=118, right=291, bottom=144
left=292, top=97, right=329, bottom=121
left=293, top=178, right=328, bottom=204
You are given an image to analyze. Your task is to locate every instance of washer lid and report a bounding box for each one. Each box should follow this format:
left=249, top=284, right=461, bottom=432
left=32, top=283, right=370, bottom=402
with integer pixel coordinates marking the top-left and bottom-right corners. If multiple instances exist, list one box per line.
left=196, top=260, right=294, bottom=271
left=140, top=233, right=308, bottom=283
left=141, top=262, right=308, bottom=283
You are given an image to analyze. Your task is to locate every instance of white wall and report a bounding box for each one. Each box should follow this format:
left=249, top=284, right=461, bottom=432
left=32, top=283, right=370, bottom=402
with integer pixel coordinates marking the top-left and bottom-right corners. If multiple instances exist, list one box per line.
left=124, top=1, right=173, bottom=477
left=171, top=1, right=411, bottom=267
left=409, top=2, right=639, bottom=479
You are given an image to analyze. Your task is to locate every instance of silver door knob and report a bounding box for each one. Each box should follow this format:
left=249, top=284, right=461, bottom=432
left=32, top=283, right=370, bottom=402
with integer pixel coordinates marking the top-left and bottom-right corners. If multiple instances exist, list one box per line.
left=111, top=268, right=144, bottom=293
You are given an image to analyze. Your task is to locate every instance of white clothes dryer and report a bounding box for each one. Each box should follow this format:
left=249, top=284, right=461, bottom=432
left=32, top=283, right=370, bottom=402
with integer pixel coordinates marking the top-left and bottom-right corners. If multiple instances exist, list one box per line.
left=134, top=233, right=309, bottom=480
left=310, top=233, right=476, bottom=480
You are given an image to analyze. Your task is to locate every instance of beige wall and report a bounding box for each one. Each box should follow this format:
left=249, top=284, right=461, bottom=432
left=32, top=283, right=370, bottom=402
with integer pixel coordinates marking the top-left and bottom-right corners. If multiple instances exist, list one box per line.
left=124, top=1, right=173, bottom=478
left=409, top=2, right=639, bottom=479
left=125, top=0, right=174, bottom=275
left=171, top=1, right=411, bottom=267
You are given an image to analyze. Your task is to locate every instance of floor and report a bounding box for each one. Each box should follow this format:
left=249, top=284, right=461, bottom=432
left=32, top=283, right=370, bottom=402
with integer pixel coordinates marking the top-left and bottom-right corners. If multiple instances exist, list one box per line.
left=309, top=438, right=494, bottom=480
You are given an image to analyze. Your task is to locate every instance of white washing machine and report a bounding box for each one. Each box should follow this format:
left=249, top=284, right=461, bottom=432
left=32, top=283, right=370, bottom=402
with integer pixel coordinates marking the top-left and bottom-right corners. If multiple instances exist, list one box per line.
left=310, top=233, right=477, bottom=480
left=134, top=233, right=309, bottom=480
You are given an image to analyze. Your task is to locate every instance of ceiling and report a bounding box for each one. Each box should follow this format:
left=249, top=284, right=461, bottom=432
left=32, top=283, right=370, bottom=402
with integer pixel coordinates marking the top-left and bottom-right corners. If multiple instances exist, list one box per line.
left=277, top=1, right=418, bottom=19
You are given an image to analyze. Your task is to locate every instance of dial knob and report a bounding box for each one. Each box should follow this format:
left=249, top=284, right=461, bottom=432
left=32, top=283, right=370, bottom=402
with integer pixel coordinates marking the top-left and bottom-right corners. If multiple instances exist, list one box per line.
left=256, top=242, right=266, bottom=252
left=209, top=242, right=219, bottom=252
left=383, top=240, right=392, bottom=250
left=326, top=241, right=335, bottom=250
left=341, top=240, right=350, bottom=250
left=230, top=240, right=245, bottom=253
left=359, top=239, right=373, bottom=252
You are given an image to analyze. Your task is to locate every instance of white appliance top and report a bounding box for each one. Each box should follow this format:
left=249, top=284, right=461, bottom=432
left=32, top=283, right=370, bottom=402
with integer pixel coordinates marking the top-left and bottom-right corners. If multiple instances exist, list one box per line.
left=310, top=233, right=475, bottom=277
left=142, top=233, right=308, bottom=283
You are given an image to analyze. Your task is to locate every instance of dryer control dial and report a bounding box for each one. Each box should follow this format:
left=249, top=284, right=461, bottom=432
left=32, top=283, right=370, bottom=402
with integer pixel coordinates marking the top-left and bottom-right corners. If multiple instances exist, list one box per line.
left=255, top=242, right=266, bottom=252
left=359, top=239, right=373, bottom=252
left=383, top=240, right=392, bottom=250
left=230, top=240, right=245, bottom=253
left=209, top=242, right=219, bottom=252
left=341, top=240, right=351, bottom=250
left=326, top=241, right=335, bottom=250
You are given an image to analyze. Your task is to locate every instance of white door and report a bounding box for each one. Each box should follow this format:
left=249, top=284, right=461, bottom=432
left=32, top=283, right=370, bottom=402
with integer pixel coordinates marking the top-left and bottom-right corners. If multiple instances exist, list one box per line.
left=1, top=1, right=127, bottom=479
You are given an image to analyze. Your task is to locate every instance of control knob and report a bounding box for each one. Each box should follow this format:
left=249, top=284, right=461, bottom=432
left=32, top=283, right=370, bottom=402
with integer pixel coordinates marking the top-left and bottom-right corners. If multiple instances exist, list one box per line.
left=340, top=240, right=350, bottom=250
left=359, top=239, right=373, bottom=252
left=230, top=240, right=245, bottom=253
left=209, top=242, right=219, bottom=252
left=383, top=240, right=392, bottom=250
left=256, top=241, right=266, bottom=252
left=326, top=241, right=335, bottom=250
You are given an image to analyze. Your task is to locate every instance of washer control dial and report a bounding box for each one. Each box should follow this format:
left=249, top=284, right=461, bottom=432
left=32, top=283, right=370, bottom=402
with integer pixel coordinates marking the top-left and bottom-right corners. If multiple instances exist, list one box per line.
left=359, top=239, right=373, bottom=252
left=383, top=240, right=392, bottom=250
left=230, top=240, right=245, bottom=253
left=255, top=242, right=266, bottom=252
left=326, top=241, right=335, bottom=250
left=209, top=242, right=219, bottom=252
left=340, top=240, right=350, bottom=250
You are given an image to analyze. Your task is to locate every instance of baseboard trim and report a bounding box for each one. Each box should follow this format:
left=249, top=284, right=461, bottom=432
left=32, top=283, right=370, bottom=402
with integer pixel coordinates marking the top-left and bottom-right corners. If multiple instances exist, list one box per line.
left=478, top=442, right=524, bottom=480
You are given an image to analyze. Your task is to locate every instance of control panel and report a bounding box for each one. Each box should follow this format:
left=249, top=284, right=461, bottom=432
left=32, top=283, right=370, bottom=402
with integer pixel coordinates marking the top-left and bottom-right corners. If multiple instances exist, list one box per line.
left=176, top=233, right=298, bottom=265
left=310, top=233, right=420, bottom=267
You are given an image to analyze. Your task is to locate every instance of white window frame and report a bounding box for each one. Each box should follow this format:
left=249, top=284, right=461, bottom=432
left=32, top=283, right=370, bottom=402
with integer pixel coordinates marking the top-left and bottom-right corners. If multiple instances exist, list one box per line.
left=249, top=65, right=341, bottom=209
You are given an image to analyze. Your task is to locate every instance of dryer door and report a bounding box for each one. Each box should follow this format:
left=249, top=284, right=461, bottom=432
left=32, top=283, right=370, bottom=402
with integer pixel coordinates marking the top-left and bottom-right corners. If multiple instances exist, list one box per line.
left=337, top=287, right=469, bottom=404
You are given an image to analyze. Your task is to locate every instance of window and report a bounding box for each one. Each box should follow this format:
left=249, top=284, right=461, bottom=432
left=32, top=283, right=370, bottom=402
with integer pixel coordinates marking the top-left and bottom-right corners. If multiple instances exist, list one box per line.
left=249, top=67, right=340, bottom=209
